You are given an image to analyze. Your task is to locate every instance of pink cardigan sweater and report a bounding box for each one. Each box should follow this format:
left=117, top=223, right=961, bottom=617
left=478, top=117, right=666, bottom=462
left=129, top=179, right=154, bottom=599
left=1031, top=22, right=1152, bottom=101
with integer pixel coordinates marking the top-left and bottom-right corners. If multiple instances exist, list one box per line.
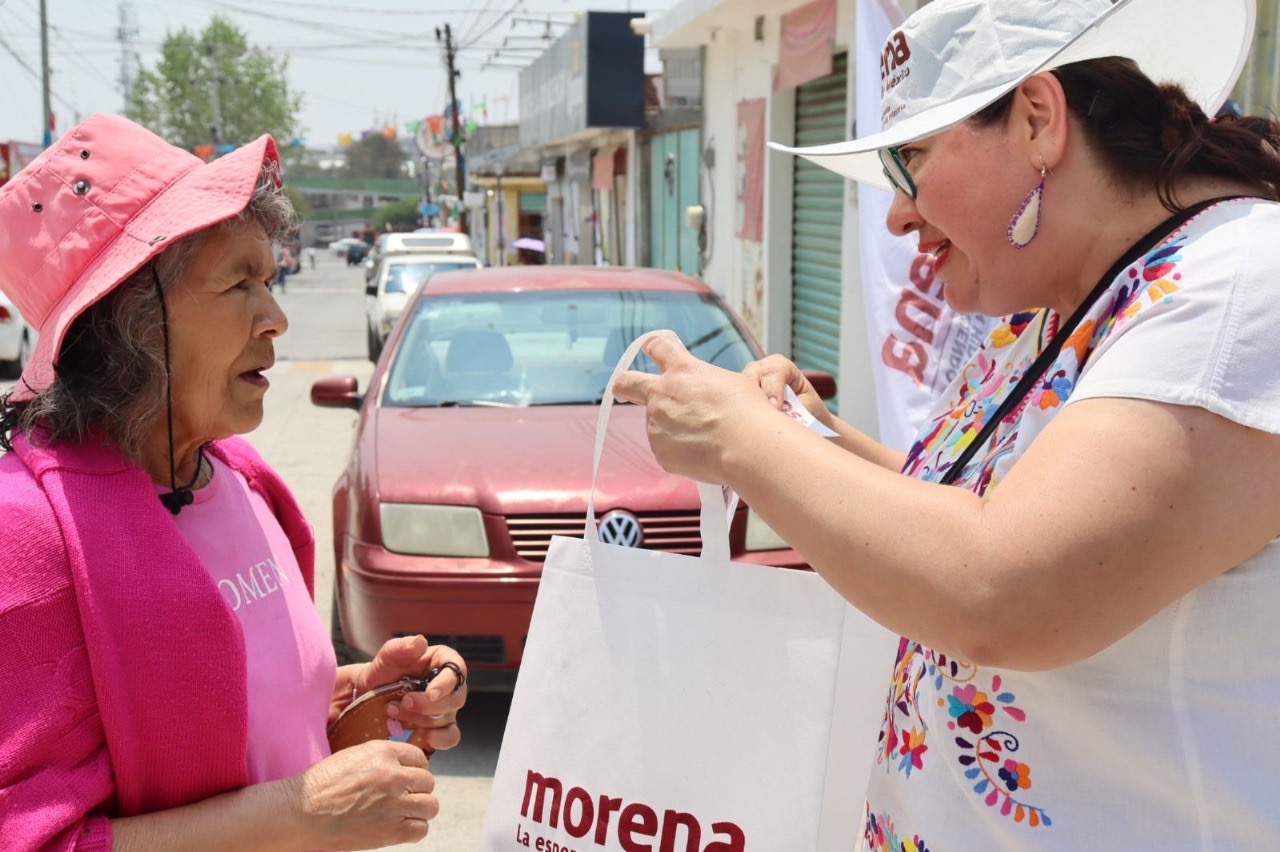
left=0, top=433, right=315, bottom=850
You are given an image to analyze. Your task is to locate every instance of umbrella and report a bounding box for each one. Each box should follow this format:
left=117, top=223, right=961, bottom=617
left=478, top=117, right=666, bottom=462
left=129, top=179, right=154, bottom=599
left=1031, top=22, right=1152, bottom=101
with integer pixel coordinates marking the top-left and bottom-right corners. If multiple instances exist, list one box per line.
left=511, top=236, right=546, bottom=252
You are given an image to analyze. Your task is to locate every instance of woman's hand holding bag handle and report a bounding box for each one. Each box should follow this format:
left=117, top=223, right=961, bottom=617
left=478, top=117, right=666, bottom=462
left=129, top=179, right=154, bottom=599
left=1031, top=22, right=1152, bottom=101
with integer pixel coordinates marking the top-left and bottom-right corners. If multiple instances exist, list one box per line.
left=478, top=330, right=860, bottom=851
left=588, top=329, right=731, bottom=561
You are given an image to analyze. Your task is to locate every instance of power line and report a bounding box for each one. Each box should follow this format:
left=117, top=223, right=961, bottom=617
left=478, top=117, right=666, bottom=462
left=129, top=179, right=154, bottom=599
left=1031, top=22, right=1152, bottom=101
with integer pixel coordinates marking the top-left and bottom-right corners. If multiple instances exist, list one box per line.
left=0, top=32, right=42, bottom=92
left=194, top=0, right=442, bottom=42
left=202, top=0, right=487, bottom=15
left=0, top=28, right=78, bottom=117
left=458, top=0, right=502, bottom=46
left=288, top=52, right=442, bottom=70
left=12, top=4, right=535, bottom=60
left=16, top=0, right=116, bottom=101
left=283, top=41, right=447, bottom=55
left=459, top=0, right=525, bottom=50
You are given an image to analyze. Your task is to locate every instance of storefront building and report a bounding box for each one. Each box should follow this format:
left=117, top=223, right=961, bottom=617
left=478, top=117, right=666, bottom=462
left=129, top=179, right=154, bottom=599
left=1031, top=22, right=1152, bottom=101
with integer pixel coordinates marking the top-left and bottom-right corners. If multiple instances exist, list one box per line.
left=519, top=12, right=647, bottom=266
left=466, top=125, right=546, bottom=266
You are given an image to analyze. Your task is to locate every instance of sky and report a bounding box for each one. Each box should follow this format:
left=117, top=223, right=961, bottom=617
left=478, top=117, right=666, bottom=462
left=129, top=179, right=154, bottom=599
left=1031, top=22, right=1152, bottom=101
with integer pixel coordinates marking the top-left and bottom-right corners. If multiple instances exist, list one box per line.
left=0, top=0, right=670, bottom=149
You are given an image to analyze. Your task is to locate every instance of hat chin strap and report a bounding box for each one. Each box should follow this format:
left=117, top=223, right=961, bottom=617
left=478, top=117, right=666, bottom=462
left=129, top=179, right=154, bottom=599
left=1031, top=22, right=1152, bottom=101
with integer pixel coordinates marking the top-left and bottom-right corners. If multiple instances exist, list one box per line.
left=151, top=266, right=206, bottom=515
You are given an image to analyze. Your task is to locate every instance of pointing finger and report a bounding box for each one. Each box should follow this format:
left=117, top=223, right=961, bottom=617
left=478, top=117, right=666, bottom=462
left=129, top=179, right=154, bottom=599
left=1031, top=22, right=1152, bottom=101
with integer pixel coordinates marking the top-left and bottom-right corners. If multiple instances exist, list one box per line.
left=640, top=331, right=691, bottom=372
left=611, top=370, right=659, bottom=405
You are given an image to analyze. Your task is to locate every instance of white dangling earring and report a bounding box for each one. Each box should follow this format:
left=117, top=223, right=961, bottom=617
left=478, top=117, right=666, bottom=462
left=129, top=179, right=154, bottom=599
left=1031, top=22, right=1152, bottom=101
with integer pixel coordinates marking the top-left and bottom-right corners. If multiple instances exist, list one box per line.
left=1007, top=158, right=1048, bottom=249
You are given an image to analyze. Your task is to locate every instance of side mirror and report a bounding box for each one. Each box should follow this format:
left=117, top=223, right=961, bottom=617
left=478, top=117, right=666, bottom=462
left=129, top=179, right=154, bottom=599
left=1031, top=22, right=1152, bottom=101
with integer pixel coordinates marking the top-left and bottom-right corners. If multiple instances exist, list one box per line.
left=311, top=376, right=363, bottom=410
left=364, top=283, right=377, bottom=297
left=801, top=370, right=837, bottom=400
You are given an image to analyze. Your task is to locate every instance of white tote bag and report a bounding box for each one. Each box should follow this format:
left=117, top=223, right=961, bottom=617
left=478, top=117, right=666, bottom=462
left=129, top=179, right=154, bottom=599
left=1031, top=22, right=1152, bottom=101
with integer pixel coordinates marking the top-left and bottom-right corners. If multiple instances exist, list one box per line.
left=480, top=333, right=876, bottom=851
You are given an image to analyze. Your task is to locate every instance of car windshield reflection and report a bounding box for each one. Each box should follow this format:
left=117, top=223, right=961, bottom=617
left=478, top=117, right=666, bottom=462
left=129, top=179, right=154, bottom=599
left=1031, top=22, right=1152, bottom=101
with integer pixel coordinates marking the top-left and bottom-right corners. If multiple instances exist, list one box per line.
left=384, top=261, right=480, bottom=294
left=382, top=290, right=757, bottom=408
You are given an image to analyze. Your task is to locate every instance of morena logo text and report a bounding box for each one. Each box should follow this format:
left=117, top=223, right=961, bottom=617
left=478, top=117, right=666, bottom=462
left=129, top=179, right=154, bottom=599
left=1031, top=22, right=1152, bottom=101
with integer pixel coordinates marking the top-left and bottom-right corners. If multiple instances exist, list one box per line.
left=519, top=770, right=746, bottom=851
left=879, top=31, right=912, bottom=83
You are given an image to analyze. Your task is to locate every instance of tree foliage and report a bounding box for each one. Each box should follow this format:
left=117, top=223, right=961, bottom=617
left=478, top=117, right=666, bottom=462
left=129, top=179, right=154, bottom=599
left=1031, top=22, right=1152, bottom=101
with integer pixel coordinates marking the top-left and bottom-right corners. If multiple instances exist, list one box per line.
left=344, top=133, right=409, bottom=180
left=373, top=197, right=422, bottom=233
left=128, top=16, right=301, bottom=150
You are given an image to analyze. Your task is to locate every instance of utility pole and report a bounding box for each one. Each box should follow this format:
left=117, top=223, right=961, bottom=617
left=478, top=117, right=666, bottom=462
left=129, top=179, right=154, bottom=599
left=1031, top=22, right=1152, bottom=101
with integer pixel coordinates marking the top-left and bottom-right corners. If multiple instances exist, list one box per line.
left=40, top=0, right=52, bottom=146
left=435, top=24, right=468, bottom=233
left=204, top=40, right=223, bottom=149
left=117, top=3, right=139, bottom=114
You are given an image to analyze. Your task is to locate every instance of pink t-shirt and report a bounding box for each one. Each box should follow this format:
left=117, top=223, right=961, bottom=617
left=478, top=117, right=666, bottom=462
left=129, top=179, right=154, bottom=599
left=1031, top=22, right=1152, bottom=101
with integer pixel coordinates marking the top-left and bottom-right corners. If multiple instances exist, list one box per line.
left=163, top=454, right=336, bottom=783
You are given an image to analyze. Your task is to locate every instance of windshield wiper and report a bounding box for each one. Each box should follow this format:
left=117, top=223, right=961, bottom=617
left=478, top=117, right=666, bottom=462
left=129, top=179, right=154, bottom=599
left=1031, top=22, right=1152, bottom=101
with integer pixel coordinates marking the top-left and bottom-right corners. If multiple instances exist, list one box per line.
left=434, top=400, right=518, bottom=408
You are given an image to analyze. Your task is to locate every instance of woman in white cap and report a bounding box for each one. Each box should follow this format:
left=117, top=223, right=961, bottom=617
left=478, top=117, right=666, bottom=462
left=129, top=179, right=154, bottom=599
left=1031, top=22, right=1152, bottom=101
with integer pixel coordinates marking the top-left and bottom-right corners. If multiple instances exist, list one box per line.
left=0, top=114, right=466, bottom=849
left=616, top=0, right=1280, bottom=846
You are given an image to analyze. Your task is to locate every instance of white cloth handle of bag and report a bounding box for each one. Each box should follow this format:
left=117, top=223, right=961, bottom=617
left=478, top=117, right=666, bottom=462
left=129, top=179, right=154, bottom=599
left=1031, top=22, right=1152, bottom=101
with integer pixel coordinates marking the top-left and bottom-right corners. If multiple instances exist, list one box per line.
left=584, top=329, right=731, bottom=562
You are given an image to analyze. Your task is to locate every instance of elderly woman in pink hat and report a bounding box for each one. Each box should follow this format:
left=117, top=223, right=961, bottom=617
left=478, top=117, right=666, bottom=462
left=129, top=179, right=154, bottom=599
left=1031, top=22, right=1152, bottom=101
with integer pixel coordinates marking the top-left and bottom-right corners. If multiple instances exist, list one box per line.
left=0, top=114, right=467, bottom=850
left=616, top=0, right=1280, bottom=847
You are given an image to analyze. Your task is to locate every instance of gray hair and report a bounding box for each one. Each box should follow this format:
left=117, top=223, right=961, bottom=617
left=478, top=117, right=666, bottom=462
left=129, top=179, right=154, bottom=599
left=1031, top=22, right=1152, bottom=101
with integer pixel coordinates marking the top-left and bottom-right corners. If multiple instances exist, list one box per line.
left=0, top=162, right=297, bottom=458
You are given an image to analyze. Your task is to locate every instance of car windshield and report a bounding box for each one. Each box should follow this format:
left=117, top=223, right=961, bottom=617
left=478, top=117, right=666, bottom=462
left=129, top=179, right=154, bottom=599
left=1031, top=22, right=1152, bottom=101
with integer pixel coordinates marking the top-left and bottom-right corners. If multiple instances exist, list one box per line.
left=382, top=290, right=757, bottom=407
left=384, top=261, right=479, bottom=294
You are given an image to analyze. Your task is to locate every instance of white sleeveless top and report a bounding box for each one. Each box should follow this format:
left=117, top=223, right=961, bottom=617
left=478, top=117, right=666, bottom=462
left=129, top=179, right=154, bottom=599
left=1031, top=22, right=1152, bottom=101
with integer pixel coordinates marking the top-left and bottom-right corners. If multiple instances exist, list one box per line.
left=858, top=199, right=1280, bottom=849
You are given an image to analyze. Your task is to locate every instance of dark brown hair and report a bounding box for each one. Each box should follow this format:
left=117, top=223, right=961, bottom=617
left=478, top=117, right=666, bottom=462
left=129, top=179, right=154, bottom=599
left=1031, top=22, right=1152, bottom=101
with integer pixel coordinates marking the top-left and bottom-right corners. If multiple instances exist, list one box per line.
left=972, top=57, right=1280, bottom=211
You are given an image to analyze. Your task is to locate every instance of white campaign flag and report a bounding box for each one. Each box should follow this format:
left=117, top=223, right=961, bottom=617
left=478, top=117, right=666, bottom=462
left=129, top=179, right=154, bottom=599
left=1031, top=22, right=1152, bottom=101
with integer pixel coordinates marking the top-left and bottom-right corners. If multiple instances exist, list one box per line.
left=807, top=5, right=999, bottom=845
left=855, top=0, right=993, bottom=452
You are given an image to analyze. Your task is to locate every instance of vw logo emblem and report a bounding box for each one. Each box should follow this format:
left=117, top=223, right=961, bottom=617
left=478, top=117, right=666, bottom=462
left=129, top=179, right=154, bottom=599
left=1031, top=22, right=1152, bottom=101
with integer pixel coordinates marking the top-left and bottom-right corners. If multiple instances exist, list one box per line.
left=598, top=510, right=643, bottom=547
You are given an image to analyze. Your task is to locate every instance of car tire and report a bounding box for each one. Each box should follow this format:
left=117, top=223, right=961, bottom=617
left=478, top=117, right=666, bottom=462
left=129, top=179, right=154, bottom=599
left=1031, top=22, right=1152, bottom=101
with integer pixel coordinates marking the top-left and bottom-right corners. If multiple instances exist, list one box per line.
left=330, top=585, right=370, bottom=666
left=0, top=330, right=30, bottom=379
left=367, top=324, right=382, bottom=363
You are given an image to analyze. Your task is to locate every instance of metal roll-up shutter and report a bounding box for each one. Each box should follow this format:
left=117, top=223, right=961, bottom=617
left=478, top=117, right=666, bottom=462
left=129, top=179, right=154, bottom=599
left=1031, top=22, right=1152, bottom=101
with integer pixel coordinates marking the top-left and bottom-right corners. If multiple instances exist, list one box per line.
left=791, top=53, right=848, bottom=386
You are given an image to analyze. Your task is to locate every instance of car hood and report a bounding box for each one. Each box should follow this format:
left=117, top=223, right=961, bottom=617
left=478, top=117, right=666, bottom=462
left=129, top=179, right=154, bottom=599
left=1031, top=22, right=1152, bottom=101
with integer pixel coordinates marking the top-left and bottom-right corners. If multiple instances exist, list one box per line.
left=371, top=403, right=697, bottom=515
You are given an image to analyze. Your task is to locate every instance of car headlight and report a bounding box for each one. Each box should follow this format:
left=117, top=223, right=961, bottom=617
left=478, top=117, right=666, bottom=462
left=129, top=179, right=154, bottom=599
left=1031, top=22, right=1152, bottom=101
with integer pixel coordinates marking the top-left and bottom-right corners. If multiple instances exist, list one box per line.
left=744, top=508, right=788, bottom=552
left=380, top=504, right=490, bottom=557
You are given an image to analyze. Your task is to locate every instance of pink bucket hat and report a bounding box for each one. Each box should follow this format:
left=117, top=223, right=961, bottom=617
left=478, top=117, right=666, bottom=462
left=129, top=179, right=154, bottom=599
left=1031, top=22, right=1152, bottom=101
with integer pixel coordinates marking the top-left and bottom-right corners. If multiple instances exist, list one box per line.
left=0, top=112, right=280, bottom=401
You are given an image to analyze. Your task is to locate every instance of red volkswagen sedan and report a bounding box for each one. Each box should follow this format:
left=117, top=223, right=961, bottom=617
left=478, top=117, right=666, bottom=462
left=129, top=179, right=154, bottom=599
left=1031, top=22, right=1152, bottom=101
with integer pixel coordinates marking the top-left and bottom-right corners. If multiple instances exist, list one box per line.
left=312, top=266, right=835, bottom=688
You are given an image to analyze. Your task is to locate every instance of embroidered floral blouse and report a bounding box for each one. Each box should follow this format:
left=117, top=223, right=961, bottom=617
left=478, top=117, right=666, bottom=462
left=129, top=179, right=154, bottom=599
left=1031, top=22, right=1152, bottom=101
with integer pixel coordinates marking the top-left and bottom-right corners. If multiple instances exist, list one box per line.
left=859, top=199, right=1280, bottom=850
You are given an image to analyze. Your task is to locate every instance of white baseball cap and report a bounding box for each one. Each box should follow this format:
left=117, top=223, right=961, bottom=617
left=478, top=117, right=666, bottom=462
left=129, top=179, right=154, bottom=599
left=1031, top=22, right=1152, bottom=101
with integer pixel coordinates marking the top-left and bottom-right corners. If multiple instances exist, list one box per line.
left=770, top=0, right=1257, bottom=188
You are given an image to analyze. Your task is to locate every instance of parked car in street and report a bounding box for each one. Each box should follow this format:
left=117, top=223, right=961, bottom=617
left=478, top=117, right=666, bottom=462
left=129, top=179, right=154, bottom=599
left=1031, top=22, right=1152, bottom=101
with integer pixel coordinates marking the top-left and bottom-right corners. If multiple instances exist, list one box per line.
left=365, top=251, right=483, bottom=361
left=345, top=242, right=370, bottom=267
left=329, top=237, right=365, bottom=257
left=312, top=266, right=836, bottom=687
left=0, top=290, right=35, bottom=379
left=364, top=231, right=478, bottom=283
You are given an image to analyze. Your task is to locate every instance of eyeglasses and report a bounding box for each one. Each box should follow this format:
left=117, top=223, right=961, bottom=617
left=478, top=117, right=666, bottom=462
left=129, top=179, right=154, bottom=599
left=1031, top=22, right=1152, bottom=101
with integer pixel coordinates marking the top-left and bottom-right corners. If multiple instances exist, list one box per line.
left=878, top=147, right=917, bottom=199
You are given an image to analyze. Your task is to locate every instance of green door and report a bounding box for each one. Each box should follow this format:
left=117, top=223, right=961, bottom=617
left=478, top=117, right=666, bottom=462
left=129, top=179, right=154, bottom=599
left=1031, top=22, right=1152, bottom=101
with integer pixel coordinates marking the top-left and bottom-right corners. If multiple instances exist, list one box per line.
left=649, top=128, right=701, bottom=275
left=790, top=53, right=848, bottom=391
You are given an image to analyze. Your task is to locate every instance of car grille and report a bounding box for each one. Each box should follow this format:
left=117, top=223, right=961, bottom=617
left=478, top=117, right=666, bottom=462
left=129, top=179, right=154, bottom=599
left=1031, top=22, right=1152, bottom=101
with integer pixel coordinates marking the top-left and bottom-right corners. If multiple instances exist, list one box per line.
left=404, top=633, right=507, bottom=665
left=507, top=511, right=703, bottom=562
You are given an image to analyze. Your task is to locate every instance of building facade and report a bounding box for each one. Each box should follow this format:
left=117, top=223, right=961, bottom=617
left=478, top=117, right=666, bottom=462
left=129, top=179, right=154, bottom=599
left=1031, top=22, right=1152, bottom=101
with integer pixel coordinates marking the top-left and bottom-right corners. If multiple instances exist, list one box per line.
left=515, top=12, right=647, bottom=267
